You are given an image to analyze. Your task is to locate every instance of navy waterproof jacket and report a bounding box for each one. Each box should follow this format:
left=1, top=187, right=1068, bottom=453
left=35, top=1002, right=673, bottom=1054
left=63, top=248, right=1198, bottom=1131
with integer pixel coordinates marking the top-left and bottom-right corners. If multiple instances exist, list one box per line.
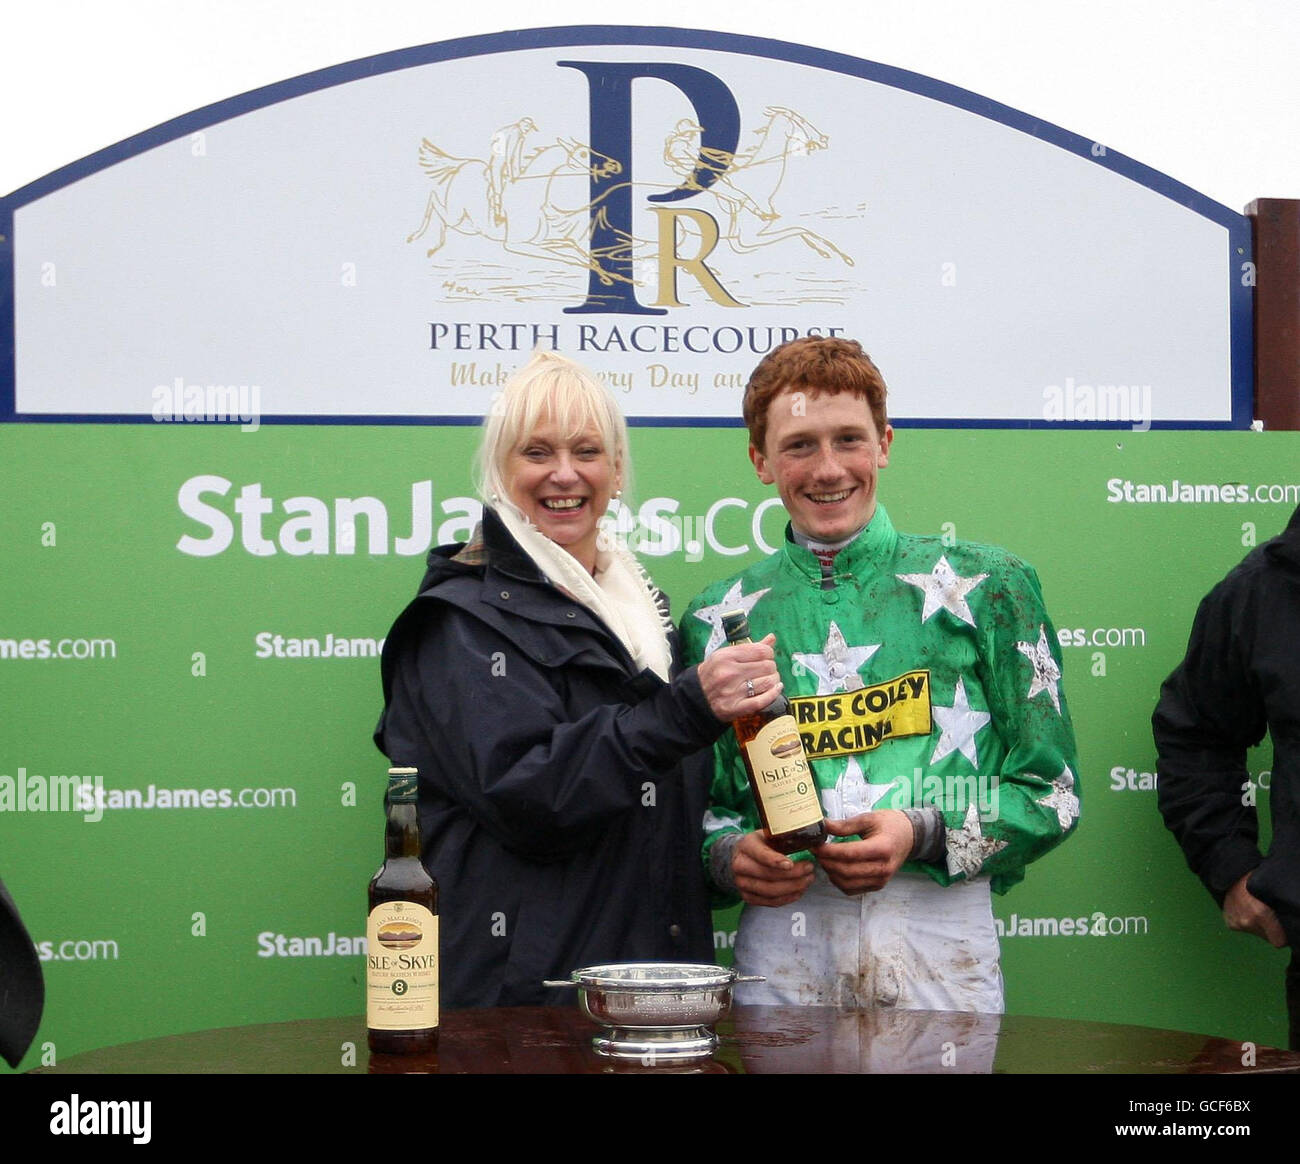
left=1154, top=502, right=1300, bottom=946
left=375, top=508, right=722, bottom=1007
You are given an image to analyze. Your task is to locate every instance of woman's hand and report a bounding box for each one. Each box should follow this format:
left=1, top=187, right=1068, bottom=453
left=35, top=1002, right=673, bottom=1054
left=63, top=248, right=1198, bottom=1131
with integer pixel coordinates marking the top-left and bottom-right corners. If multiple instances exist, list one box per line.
left=696, top=633, right=784, bottom=722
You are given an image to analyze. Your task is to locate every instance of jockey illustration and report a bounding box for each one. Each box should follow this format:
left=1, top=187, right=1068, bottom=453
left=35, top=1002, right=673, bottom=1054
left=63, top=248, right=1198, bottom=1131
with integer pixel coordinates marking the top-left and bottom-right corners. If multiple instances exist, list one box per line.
left=663, top=117, right=773, bottom=221
left=488, top=117, right=537, bottom=225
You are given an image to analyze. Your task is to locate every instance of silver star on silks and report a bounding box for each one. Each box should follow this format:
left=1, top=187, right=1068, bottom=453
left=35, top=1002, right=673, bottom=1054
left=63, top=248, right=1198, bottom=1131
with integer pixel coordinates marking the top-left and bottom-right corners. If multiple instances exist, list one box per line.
left=691, top=581, right=771, bottom=655
left=820, top=755, right=897, bottom=820
left=1016, top=624, right=1062, bottom=713
left=929, top=675, right=992, bottom=768
left=945, top=802, right=1009, bottom=880
left=792, top=620, right=880, bottom=695
left=1036, top=764, right=1080, bottom=831
left=895, top=555, right=988, bottom=628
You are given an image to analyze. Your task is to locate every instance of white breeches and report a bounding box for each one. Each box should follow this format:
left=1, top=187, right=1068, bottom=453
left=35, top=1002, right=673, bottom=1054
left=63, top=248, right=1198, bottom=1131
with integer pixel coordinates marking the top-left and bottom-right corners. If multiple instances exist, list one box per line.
left=733, top=868, right=1005, bottom=1014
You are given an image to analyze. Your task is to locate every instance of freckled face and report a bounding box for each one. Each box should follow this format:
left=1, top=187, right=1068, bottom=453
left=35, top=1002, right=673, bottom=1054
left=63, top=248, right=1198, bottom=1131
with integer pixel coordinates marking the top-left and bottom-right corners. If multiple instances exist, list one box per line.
left=505, top=416, right=617, bottom=571
left=750, top=389, right=893, bottom=542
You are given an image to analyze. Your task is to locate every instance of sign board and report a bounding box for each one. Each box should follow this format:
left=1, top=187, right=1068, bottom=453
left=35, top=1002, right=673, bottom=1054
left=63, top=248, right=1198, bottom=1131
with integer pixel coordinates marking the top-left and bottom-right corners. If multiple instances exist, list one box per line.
left=2, top=26, right=1252, bottom=428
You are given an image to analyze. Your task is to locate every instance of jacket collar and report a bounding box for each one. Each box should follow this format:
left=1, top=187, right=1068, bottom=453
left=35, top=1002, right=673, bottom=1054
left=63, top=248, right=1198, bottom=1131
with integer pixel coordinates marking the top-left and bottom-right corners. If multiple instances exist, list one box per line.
left=397, top=508, right=650, bottom=685
left=476, top=508, right=648, bottom=677
left=414, top=507, right=546, bottom=596
left=477, top=507, right=551, bottom=583
left=780, top=503, right=899, bottom=583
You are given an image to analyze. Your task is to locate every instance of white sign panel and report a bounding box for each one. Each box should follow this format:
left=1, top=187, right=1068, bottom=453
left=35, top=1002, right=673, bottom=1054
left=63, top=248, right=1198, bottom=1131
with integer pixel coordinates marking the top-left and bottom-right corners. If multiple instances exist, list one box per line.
left=1, top=27, right=1252, bottom=427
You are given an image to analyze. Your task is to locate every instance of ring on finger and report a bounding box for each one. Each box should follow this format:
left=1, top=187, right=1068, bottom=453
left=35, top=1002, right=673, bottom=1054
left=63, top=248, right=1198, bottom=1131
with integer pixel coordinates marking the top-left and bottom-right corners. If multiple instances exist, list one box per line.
left=745, top=679, right=755, bottom=698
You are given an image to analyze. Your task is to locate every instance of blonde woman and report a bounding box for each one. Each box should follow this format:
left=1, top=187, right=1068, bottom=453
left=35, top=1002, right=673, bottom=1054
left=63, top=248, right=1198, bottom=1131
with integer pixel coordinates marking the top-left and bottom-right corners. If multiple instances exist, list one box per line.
left=376, top=351, right=780, bottom=1007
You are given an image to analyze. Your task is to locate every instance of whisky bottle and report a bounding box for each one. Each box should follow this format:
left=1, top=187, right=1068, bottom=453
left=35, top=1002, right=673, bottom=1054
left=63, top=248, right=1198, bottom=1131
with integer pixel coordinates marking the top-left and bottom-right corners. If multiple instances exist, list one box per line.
left=367, top=767, right=439, bottom=1054
left=722, top=610, right=828, bottom=854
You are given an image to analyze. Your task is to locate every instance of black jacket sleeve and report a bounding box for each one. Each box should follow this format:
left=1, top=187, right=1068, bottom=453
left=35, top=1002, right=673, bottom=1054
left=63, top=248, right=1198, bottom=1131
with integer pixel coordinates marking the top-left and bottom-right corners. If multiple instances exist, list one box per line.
left=378, top=602, right=724, bottom=862
left=1153, top=579, right=1269, bottom=904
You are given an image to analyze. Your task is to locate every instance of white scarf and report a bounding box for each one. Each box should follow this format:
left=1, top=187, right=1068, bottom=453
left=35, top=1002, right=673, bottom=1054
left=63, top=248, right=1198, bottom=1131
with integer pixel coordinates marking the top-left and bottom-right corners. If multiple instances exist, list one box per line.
left=495, top=504, right=673, bottom=682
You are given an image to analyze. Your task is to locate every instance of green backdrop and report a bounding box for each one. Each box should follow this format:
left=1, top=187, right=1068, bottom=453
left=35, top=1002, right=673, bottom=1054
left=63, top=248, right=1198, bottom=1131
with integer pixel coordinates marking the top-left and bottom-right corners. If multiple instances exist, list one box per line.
left=1, top=422, right=1294, bottom=1070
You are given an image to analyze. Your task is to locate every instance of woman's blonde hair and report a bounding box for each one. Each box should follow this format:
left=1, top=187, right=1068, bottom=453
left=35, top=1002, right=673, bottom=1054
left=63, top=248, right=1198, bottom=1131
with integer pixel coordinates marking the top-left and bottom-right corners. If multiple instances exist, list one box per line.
left=476, top=350, right=632, bottom=507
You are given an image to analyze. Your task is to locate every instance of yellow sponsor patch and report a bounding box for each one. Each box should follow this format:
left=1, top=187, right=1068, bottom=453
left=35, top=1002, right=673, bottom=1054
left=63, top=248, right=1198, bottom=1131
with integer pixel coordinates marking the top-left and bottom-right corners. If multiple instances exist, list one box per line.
left=789, top=670, right=932, bottom=759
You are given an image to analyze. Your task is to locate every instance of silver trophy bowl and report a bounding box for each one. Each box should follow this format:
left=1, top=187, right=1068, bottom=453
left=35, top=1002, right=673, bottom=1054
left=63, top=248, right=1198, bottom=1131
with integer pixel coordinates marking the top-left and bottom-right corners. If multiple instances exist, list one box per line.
left=544, top=961, right=764, bottom=1062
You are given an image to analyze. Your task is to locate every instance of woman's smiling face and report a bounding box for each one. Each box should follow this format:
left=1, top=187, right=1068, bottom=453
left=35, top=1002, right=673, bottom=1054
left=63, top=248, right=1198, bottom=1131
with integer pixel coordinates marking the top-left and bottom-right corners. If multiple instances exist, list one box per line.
left=506, top=412, right=617, bottom=572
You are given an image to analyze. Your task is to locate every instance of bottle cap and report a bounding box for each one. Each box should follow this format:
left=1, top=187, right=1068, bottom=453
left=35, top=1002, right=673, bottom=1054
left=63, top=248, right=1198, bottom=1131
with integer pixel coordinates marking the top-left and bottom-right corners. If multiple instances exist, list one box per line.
left=387, top=768, right=419, bottom=802
left=720, top=610, right=750, bottom=642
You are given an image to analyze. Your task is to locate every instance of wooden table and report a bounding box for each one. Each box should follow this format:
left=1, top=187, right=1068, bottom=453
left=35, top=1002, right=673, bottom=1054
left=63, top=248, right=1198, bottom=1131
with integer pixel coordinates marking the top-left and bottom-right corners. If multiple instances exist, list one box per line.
left=39, top=1005, right=1300, bottom=1074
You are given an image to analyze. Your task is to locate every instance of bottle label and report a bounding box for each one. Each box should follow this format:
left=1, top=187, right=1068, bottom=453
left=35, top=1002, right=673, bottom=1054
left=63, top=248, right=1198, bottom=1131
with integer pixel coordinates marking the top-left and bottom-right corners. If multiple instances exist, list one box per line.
left=366, top=902, right=439, bottom=1031
left=744, top=715, right=823, bottom=834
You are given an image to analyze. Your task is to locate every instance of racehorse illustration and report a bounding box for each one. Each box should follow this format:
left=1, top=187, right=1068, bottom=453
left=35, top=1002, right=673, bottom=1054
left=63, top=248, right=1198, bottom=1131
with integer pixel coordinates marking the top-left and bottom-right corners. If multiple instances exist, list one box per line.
left=406, top=136, right=628, bottom=285
left=681, top=106, right=853, bottom=265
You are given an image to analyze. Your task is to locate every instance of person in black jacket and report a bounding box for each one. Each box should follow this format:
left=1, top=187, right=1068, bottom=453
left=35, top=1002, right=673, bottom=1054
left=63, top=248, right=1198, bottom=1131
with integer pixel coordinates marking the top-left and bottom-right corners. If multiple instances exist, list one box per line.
left=0, top=874, right=44, bottom=1068
left=375, top=351, right=782, bottom=1007
left=1153, top=502, right=1300, bottom=1049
